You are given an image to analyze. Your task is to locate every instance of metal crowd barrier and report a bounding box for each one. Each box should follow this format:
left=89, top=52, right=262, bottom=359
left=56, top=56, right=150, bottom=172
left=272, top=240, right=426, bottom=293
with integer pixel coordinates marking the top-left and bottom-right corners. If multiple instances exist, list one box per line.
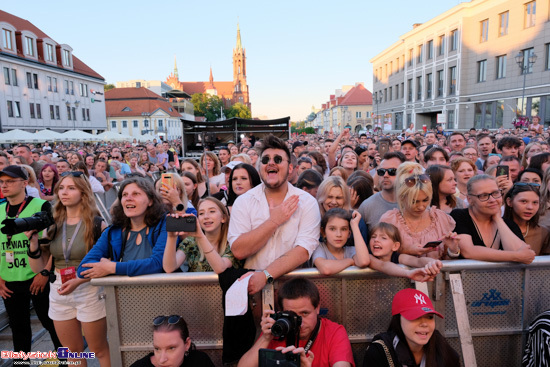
left=91, top=257, right=550, bottom=367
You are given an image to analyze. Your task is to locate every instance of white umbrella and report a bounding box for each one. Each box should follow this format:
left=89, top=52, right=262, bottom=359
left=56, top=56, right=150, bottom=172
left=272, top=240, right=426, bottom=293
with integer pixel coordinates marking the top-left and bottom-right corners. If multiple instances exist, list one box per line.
left=97, top=131, right=133, bottom=142
left=0, top=129, right=44, bottom=143
left=60, top=130, right=96, bottom=142
left=137, top=134, right=157, bottom=142
left=36, top=129, right=64, bottom=142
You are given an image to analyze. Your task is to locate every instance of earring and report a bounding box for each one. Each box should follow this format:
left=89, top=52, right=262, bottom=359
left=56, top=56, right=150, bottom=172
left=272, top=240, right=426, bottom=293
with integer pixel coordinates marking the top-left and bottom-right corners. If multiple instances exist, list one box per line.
left=184, top=350, right=190, bottom=357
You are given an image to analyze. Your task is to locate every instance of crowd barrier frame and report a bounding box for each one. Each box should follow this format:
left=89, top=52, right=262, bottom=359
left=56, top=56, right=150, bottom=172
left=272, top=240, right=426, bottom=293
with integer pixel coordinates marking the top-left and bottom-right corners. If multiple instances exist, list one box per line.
left=91, top=257, right=550, bottom=367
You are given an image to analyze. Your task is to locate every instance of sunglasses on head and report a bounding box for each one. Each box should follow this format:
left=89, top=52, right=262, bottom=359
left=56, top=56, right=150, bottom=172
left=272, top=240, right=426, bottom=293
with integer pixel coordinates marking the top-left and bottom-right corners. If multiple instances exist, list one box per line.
left=261, top=155, right=285, bottom=165
left=377, top=168, right=397, bottom=177
left=153, top=315, right=182, bottom=326
left=404, top=174, right=430, bottom=187
left=61, top=171, right=84, bottom=178
left=514, top=182, right=541, bottom=188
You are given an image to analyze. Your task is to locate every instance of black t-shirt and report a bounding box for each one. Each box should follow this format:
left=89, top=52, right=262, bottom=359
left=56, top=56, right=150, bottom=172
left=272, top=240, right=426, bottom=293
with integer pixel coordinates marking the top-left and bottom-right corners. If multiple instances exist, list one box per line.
left=167, top=149, right=175, bottom=163
left=450, top=208, right=524, bottom=250
left=130, top=350, right=215, bottom=367
left=6, top=197, right=52, bottom=218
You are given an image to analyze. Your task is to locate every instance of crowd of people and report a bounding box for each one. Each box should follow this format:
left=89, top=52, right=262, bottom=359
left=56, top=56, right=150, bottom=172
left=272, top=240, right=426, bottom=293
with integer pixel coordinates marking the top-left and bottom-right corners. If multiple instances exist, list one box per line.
left=1, top=123, right=549, bottom=366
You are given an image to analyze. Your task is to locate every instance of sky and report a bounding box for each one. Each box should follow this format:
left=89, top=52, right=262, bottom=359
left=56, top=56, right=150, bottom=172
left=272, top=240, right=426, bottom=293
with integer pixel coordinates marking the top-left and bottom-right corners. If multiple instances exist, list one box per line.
left=3, top=0, right=465, bottom=121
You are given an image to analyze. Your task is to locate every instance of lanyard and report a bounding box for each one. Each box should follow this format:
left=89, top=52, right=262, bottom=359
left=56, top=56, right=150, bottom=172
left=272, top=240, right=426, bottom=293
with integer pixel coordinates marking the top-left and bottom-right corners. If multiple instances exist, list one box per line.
left=303, top=317, right=321, bottom=353
left=62, top=220, right=82, bottom=265
left=6, top=197, right=27, bottom=219
left=470, top=214, right=499, bottom=249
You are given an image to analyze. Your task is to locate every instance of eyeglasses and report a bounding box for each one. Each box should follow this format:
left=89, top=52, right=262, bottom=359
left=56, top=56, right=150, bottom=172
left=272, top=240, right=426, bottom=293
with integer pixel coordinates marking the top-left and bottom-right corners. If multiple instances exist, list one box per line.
left=514, top=182, right=541, bottom=188
left=469, top=190, right=502, bottom=202
left=61, top=171, right=84, bottom=178
left=261, top=155, right=286, bottom=165
left=153, top=315, right=182, bottom=326
left=0, top=179, right=23, bottom=186
left=377, top=168, right=397, bottom=177
left=488, top=153, right=502, bottom=158
left=298, top=157, right=313, bottom=164
left=404, top=174, right=430, bottom=187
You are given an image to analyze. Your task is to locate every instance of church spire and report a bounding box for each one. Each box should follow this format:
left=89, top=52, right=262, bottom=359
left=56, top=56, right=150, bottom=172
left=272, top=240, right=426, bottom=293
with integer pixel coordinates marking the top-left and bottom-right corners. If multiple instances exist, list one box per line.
left=209, top=66, right=214, bottom=88
left=236, top=23, right=242, bottom=50
left=174, top=55, right=179, bottom=80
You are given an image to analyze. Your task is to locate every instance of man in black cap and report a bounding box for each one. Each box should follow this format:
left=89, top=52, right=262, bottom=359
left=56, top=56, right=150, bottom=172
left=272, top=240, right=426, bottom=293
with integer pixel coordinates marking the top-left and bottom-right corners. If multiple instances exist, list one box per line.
left=0, top=165, right=61, bottom=361
left=291, top=141, right=306, bottom=159
left=400, top=139, right=419, bottom=162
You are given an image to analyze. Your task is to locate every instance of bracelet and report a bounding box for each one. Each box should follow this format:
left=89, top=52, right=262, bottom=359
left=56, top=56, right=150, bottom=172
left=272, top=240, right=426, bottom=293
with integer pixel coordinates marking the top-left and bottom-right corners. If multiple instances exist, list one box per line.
left=447, top=247, right=461, bottom=258
left=203, top=248, right=215, bottom=255
left=27, top=246, right=42, bottom=259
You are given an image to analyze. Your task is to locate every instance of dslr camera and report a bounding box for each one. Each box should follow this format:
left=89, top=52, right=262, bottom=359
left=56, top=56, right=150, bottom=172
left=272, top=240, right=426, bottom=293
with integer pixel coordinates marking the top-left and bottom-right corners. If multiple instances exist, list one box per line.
left=1, top=211, right=55, bottom=236
left=271, top=311, right=302, bottom=347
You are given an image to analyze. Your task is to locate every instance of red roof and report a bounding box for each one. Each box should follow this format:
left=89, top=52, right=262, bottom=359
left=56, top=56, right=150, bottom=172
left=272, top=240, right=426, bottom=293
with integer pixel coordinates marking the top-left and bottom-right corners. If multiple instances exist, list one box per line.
left=339, top=84, right=373, bottom=106
left=105, top=88, right=182, bottom=118
left=0, top=10, right=104, bottom=81
left=179, top=81, right=234, bottom=98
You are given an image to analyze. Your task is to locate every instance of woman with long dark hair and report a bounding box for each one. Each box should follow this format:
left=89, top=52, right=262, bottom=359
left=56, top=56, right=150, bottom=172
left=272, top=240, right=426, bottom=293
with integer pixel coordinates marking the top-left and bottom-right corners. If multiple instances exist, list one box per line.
left=38, top=163, right=59, bottom=202
left=426, top=165, right=463, bottom=213
left=363, top=288, right=460, bottom=367
left=226, top=163, right=261, bottom=211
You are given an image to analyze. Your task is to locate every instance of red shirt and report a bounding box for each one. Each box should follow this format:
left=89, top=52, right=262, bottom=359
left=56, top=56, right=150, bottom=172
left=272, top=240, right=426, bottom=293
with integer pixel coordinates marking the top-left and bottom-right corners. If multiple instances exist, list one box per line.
left=268, top=318, right=355, bottom=367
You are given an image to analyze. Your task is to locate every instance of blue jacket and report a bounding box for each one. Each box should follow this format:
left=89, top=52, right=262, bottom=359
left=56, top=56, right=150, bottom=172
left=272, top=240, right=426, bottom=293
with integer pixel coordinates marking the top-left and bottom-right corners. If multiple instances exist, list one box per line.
left=77, top=216, right=167, bottom=277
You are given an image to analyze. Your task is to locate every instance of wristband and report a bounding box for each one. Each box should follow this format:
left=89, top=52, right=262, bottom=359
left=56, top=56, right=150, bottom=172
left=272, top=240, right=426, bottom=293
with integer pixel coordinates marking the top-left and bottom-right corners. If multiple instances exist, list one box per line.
left=447, top=247, right=460, bottom=258
left=203, top=248, right=215, bottom=255
left=27, top=246, right=42, bottom=259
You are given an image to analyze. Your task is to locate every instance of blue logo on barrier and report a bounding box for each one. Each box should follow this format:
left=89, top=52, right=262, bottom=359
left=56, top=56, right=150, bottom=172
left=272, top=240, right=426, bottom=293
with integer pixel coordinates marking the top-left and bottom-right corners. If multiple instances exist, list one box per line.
left=471, top=289, right=510, bottom=315
left=57, top=347, right=95, bottom=359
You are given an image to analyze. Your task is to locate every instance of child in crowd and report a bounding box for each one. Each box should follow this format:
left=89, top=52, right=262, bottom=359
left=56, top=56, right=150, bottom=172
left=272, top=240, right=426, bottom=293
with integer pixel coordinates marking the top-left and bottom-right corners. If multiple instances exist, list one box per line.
left=310, top=208, right=370, bottom=275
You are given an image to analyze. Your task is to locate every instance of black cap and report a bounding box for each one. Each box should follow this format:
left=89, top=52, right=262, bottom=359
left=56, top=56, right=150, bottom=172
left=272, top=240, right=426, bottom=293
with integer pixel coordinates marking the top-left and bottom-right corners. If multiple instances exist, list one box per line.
left=292, top=141, right=305, bottom=151
left=0, top=165, right=29, bottom=180
left=401, top=139, right=419, bottom=149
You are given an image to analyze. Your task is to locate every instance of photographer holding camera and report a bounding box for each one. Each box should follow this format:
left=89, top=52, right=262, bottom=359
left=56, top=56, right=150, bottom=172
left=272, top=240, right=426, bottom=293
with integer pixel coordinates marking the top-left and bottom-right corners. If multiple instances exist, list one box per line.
left=238, top=277, right=355, bottom=367
left=0, top=165, right=62, bottom=358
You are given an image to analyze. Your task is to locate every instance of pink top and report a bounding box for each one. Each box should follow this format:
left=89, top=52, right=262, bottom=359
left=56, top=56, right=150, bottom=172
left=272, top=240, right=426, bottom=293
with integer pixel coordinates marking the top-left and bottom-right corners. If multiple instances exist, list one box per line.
left=380, top=206, right=456, bottom=258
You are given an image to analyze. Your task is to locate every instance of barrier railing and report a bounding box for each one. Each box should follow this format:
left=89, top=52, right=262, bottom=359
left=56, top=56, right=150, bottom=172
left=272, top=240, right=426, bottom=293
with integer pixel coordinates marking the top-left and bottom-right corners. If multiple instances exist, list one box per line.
left=91, top=257, right=550, bottom=367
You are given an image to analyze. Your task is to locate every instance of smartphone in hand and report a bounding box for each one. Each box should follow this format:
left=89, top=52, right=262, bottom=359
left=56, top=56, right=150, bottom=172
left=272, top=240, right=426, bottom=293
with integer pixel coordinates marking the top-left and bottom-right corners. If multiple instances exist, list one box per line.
left=166, top=216, right=196, bottom=232
left=424, top=240, right=442, bottom=248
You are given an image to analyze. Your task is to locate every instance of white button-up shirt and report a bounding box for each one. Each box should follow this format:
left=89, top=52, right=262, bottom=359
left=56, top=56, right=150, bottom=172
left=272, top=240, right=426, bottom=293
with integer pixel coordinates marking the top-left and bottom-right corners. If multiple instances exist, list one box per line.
left=228, top=182, right=321, bottom=270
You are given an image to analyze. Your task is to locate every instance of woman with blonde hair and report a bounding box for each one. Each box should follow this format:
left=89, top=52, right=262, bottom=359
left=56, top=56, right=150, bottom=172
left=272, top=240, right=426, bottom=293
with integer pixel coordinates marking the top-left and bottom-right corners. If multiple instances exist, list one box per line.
left=380, top=162, right=457, bottom=259
left=181, top=158, right=218, bottom=197
left=20, top=164, right=41, bottom=198
left=521, top=142, right=543, bottom=168
left=163, top=197, right=242, bottom=273
left=451, top=157, right=476, bottom=206
left=200, top=151, right=223, bottom=187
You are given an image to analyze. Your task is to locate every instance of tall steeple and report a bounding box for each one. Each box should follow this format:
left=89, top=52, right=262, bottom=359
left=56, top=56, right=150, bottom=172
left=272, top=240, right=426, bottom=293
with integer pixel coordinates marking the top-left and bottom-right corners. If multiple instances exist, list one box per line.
left=236, top=23, right=242, bottom=50
left=209, top=66, right=214, bottom=88
left=174, top=55, right=179, bottom=80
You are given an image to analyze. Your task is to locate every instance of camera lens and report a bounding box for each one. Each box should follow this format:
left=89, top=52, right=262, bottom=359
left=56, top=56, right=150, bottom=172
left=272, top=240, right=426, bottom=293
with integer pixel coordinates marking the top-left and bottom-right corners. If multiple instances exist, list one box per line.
left=271, top=319, right=291, bottom=338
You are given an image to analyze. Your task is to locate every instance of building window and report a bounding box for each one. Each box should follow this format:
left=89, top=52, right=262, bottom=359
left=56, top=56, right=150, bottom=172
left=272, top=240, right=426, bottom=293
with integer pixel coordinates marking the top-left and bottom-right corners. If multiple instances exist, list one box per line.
left=389, top=61, right=393, bottom=76
left=408, top=79, right=413, bottom=102
left=144, top=120, right=149, bottom=128
left=133, top=120, right=138, bottom=128
left=401, top=82, right=404, bottom=98
left=449, top=66, right=457, bottom=95
left=525, top=1, right=536, bottom=28
left=438, top=35, right=445, bottom=56
left=395, top=84, right=399, bottom=100
left=82, top=109, right=86, bottom=121
left=396, top=57, right=399, bottom=73
left=499, top=11, right=509, bottom=36
left=122, top=121, right=128, bottom=128
left=408, top=49, right=413, bottom=66
left=3, top=67, right=9, bottom=85
left=437, top=70, right=444, bottom=97
left=478, top=60, right=487, bottom=82
left=417, top=44, right=423, bottom=63
left=356, top=111, right=362, bottom=118
left=55, top=106, right=60, bottom=120
left=46, top=44, right=54, bottom=62
left=2, top=29, right=13, bottom=50
left=30, top=103, right=35, bottom=119
left=67, top=106, right=72, bottom=120
left=480, top=19, right=489, bottom=43
left=63, top=50, right=71, bottom=66
left=111, top=121, right=117, bottom=129
left=79, top=83, right=88, bottom=97
left=427, top=40, right=433, bottom=60
left=36, top=104, right=41, bottom=119
left=86, top=109, right=90, bottom=121
left=521, top=48, right=536, bottom=74
left=450, top=29, right=458, bottom=51
left=545, top=43, right=550, bottom=70
left=70, top=81, right=74, bottom=95
left=11, top=69, right=17, bottom=86
left=72, top=107, right=76, bottom=121
left=384, top=88, right=387, bottom=102
left=26, top=72, right=32, bottom=89
left=7, top=101, right=13, bottom=117
left=14, top=102, right=21, bottom=117
left=33, top=74, right=38, bottom=89
left=448, top=110, right=455, bottom=128
left=416, top=76, right=422, bottom=100
left=53, top=77, right=57, bottom=92
left=427, top=73, right=433, bottom=99
left=497, top=55, right=506, bottom=79
left=475, top=100, right=504, bottom=129
left=25, top=36, right=34, bottom=56
left=389, top=87, right=393, bottom=101
left=50, top=105, right=55, bottom=119
left=47, top=76, right=52, bottom=91
left=65, top=80, right=69, bottom=94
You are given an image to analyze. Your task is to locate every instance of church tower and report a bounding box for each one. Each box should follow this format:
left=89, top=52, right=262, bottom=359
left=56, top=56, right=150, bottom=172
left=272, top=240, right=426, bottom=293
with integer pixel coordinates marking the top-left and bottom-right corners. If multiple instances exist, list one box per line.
left=232, top=23, right=250, bottom=111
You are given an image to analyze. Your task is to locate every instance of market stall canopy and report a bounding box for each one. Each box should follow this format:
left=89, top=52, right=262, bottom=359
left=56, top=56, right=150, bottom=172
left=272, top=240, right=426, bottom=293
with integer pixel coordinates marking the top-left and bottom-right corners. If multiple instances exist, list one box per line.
left=36, top=129, right=65, bottom=141
left=61, top=130, right=96, bottom=142
left=0, top=129, right=44, bottom=143
left=97, top=131, right=133, bottom=142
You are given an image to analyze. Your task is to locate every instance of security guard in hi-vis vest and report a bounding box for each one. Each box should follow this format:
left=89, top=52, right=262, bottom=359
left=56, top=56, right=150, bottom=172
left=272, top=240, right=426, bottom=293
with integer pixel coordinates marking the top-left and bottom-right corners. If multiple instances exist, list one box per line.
left=0, top=165, right=61, bottom=358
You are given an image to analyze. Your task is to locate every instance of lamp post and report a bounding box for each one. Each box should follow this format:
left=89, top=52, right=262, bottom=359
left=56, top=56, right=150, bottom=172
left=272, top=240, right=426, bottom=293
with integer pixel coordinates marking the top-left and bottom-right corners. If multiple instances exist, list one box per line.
left=515, top=50, right=537, bottom=119
left=374, top=93, right=383, bottom=129
left=141, top=112, right=152, bottom=136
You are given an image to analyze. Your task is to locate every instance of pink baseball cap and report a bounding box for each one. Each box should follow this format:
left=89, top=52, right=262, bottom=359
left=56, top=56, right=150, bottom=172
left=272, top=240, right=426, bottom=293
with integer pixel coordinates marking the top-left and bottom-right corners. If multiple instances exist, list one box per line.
left=392, top=288, right=443, bottom=320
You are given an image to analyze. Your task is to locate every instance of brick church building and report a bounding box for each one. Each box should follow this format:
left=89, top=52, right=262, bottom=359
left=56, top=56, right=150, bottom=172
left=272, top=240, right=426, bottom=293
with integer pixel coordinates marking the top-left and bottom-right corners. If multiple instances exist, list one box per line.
left=165, top=24, right=251, bottom=112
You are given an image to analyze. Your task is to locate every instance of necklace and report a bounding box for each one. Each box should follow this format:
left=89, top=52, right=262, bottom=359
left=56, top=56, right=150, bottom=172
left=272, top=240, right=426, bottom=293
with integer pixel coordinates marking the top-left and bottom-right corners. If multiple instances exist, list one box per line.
left=459, top=190, right=467, bottom=197
left=403, top=211, right=426, bottom=233
left=521, top=223, right=530, bottom=237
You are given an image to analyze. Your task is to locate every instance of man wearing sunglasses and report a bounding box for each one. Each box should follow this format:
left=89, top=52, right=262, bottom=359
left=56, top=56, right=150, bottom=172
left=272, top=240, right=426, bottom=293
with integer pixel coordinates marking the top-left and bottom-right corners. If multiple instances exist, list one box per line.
left=0, top=165, right=62, bottom=361
left=229, top=135, right=321, bottom=295
left=358, top=152, right=405, bottom=229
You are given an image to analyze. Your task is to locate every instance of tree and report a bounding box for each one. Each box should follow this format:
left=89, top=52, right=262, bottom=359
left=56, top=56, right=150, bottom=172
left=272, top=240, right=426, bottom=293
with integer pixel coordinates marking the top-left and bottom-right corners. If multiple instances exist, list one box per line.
left=190, top=93, right=226, bottom=121
left=104, top=84, right=115, bottom=92
left=225, top=103, right=251, bottom=119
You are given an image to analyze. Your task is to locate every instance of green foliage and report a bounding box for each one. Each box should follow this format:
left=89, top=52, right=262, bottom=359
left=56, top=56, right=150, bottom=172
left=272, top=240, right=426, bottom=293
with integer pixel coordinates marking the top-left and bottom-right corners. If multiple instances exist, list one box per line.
left=225, top=103, right=252, bottom=119
left=104, top=84, right=115, bottom=91
left=190, top=93, right=225, bottom=121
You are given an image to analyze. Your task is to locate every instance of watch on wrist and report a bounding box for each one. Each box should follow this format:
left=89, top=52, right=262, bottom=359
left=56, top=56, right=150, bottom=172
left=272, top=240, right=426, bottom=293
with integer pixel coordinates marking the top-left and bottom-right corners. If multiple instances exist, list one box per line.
left=175, top=203, right=185, bottom=212
left=263, top=269, right=274, bottom=284
left=40, top=269, right=50, bottom=277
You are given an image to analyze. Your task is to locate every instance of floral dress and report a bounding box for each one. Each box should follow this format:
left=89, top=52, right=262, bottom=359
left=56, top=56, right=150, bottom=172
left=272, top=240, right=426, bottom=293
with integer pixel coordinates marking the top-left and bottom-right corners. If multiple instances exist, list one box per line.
left=177, top=237, right=243, bottom=272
